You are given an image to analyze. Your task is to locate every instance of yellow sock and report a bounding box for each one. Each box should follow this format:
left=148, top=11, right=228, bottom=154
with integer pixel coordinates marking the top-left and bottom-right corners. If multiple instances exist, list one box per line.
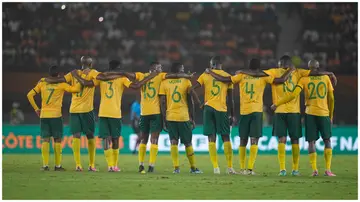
left=41, top=142, right=50, bottom=166
left=88, top=139, right=96, bottom=168
left=72, top=138, right=81, bottom=168
left=309, top=152, right=317, bottom=171
left=149, top=144, right=158, bottom=166
left=104, top=149, right=113, bottom=167
left=54, top=143, right=62, bottom=167
left=208, top=142, right=219, bottom=168
left=278, top=143, right=286, bottom=171
left=292, top=144, right=300, bottom=171
left=223, top=141, right=233, bottom=168
left=239, top=146, right=246, bottom=170
left=248, top=145, right=258, bottom=170
left=171, top=145, right=179, bottom=168
left=113, top=148, right=119, bottom=167
left=324, top=148, right=332, bottom=170
left=185, top=145, right=196, bottom=169
left=138, top=143, right=146, bottom=165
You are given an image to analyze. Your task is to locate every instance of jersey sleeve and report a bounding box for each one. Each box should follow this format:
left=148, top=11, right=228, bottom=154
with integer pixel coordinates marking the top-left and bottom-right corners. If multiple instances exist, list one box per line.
left=60, top=82, right=81, bottom=93
left=327, top=76, right=334, bottom=92
left=135, top=72, right=145, bottom=81
left=122, top=77, right=132, bottom=88
left=298, top=69, right=311, bottom=77
left=197, top=73, right=205, bottom=86
left=231, top=74, right=242, bottom=84
left=296, top=77, right=306, bottom=89
left=88, top=69, right=101, bottom=80
left=93, top=79, right=100, bottom=86
left=228, top=83, right=234, bottom=89
left=159, top=81, right=166, bottom=95
left=160, top=72, right=167, bottom=80
left=64, top=73, right=72, bottom=83
left=264, top=75, right=275, bottom=84
left=33, top=81, right=43, bottom=94
left=263, top=69, right=276, bottom=77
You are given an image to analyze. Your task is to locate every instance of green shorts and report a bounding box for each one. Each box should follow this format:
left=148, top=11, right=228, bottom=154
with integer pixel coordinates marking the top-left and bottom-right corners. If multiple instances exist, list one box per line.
left=203, top=105, right=230, bottom=136
left=272, top=113, right=302, bottom=139
left=139, top=114, right=162, bottom=134
left=98, top=117, right=122, bottom=139
left=69, top=111, right=95, bottom=134
left=305, top=114, right=332, bottom=142
left=239, top=112, right=263, bottom=139
left=167, top=121, right=193, bottom=144
left=40, top=118, right=63, bottom=139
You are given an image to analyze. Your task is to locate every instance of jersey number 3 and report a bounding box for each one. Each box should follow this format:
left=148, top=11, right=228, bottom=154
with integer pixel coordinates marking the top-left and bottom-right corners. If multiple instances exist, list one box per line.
left=105, top=81, right=114, bottom=98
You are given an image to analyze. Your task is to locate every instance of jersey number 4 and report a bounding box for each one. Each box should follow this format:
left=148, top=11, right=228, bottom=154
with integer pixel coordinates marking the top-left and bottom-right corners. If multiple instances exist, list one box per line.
left=245, top=82, right=255, bottom=99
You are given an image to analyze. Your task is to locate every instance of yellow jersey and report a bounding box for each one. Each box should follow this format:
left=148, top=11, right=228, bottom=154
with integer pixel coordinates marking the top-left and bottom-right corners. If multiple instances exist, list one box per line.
left=64, top=69, right=100, bottom=113
left=296, top=75, right=334, bottom=116
left=263, top=68, right=310, bottom=113
left=197, top=69, right=234, bottom=112
left=31, top=79, right=81, bottom=118
left=231, top=73, right=274, bottom=115
left=136, top=72, right=166, bottom=116
left=97, top=77, right=132, bottom=119
left=159, top=78, right=192, bottom=122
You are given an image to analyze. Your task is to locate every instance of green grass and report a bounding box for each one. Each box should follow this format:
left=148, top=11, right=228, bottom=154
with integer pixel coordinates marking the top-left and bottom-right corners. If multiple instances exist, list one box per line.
left=2, top=154, right=358, bottom=199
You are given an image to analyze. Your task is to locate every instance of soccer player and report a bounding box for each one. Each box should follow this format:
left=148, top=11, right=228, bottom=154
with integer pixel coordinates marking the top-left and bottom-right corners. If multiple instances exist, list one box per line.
left=130, top=97, right=141, bottom=154
left=261, top=55, right=336, bottom=176
left=91, top=60, right=159, bottom=172
left=45, top=56, right=124, bottom=171
left=115, top=62, right=195, bottom=173
left=205, top=58, right=294, bottom=175
left=27, top=65, right=82, bottom=171
left=190, top=56, right=236, bottom=174
left=271, top=59, right=336, bottom=177
left=159, top=62, right=202, bottom=174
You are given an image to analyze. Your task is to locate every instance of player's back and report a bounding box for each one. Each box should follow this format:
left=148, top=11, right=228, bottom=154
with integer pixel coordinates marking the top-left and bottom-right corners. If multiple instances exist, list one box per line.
left=98, top=77, right=130, bottom=119
left=264, top=68, right=310, bottom=113
left=65, top=69, right=99, bottom=113
left=197, top=69, right=233, bottom=112
left=37, top=79, right=67, bottom=118
left=136, top=72, right=166, bottom=116
left=160, top=78, right=192, bottom=121
left=298, top=75, right=334, bottom=116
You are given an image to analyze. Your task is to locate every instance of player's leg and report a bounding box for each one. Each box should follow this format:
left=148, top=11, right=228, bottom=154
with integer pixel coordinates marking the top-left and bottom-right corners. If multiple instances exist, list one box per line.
left=83, top=111, right=96, bottom=171
left=138, top=115, right=150, bottom=173
left=70, top=113, right=82, bottom=171
left=40, top=118, right=51, bottom=170
left=216, top=109, right=234, bottom=174
left=318, top=116, right=335, bottom=176
left=110, top=118, right=122, bottom=172
left=148, top=114, right=162, bottom=172
left=246, top=112, right=263, bottom=175
left=288, top=113, right=302, bottom=176
left=273, top=113, right=287, bottom=176
left=181, top=121, right=202, bottom=174
left=99, top=118, right=113, bottom=172
left=203, top=106, right=219, bottom=173
left=52, top=117, right=65, bottom=171
left=167, top=121, right=180, bottom=173
left=305, top=114, right=320, bottom=176
left=238, top=114, right=250, bottom=173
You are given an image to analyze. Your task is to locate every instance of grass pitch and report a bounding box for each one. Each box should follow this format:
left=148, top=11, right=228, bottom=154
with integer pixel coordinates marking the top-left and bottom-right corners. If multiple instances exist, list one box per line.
left=2, top=154, right=357, bottom=199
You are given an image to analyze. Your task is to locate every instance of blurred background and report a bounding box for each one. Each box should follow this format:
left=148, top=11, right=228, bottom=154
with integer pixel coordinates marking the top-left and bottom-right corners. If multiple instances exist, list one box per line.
left=3, top=2, right=358, bottom=126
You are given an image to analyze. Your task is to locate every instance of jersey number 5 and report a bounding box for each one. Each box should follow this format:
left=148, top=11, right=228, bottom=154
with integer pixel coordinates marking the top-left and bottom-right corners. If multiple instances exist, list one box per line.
left=171, top=86, right=181, bottom=103
left=46, top=88, right=55, bottom=104
left=308, top=82, right=327, bottom=99
left=105, top=81, right=114, bottom=98
left=211, top=79, right=220, bottom=96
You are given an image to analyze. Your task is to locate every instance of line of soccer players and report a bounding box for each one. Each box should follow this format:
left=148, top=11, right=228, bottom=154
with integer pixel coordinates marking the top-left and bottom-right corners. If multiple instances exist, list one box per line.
left=27, top=55, right=337, bottom=176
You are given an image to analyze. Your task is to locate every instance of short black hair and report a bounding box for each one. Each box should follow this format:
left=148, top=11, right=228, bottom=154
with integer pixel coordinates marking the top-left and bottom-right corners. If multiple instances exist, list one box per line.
left=49, top=65, right=60, bottom=77
left=279, top=55, right=292, bottom=68
left=109, top=60, right=121, bottom=70
left=210, top=56, right=222, bottom=67
left=249, top=58, right=260, bottom=70
left=171, top=62, right=182, bottom=73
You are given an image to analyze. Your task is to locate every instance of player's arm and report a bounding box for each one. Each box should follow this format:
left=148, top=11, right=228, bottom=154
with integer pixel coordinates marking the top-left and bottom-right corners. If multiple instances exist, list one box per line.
left=235, top=69, right=268, bottom=77
left=128, top=72, right=158, bottom=89
left=95, top=73, right=124, bottom=81
left=205, top=69, right=232, bottom=83
left=105, top=71, right=137, bottom=81
left=44, top=76, right=66, bottom=84
left=61, top=82, right=82, bottom=93
left=227, top=88, right=236, bottom=126
left=328, top=90, right=335, bottom=123
left=165, top=72, right=196, bottom=79
left=308, top=70, right=337, bottom=86
left=71, top=70, right=95, bottom=87
left=26, top=84, right=41, bottom=117
left=187, top=90, right=195, bottom=122
left=272, top=66, right=296, bottom=84
left=271, top=86, right=302, bottom=110
left=159, top=95, right=168, bottom=131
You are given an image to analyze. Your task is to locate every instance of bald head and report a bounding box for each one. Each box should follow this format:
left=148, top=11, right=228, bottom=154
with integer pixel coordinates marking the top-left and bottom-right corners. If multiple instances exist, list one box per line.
left=81, top=56, right=93, bottom=69
left=308, top=59, right=320, bottom=70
